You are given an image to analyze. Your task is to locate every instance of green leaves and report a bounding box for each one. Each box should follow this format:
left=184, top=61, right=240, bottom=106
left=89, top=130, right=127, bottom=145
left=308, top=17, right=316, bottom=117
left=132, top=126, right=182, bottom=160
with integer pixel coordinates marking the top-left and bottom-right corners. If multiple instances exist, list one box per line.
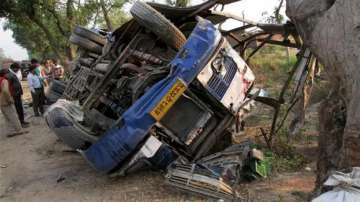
left=1, top=0, right=129, bottom=61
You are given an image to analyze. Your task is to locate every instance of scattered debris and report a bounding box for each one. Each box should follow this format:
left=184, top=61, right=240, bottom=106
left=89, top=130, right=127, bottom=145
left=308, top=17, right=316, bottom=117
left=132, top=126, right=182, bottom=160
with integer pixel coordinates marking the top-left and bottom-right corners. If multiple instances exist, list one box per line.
left=312, top=167, right=360, bottom=202
left=42, top=0, right=311, bottom=199
left=56, top=175, right=66, bottom=183
left=61, top=149, right=77, bottom=153
left=197, top=141, right=252, bottom=185
left=166, top=163, right=241, bottom=201
left=165, top=142, right=271, bottom=200
left=6, top=131, right=29, bottom=138
left=242, top=152, right=272, bottom=180
left=0, top=164, right=7, bottom=168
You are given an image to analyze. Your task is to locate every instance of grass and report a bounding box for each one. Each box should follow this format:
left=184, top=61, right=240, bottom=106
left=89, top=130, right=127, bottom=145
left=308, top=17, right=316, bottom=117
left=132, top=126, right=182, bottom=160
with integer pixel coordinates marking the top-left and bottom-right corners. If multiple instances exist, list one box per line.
left=247, top=45, right=298, bottom=99
left=269, top=127, right=307, bottom=172
left=272, top=152, right=306, bottom=172
left=243, top=44, right=317, bottom=173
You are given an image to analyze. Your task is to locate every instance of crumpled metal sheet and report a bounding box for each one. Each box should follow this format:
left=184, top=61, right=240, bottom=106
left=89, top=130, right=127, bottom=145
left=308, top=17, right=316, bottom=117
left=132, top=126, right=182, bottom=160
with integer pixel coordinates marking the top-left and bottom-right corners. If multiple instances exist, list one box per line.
left=165, top=163, right=241, bottom=201
left=323, top=167, right=360, bottom=187
left=312, top=167, right=360, bottom=202
left=82, top=18, right=222, bottom=173
left=165, top=142, right=253, bottom=200
left=197, top=141, right=251, bottom=184
left=45, top=99, right=84, bottom=123
left=45, top=99, right=98, bottom=149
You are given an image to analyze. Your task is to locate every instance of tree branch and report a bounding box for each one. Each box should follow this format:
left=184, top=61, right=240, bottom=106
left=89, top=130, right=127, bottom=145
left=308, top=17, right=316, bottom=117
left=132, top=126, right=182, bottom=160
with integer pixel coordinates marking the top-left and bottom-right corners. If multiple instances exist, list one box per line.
left=100, top=0, right=113, bottom=31
left=274, top=0, right=284, bottom=23
left=26, top=13, right=63, bottom=60
left=31, top=1, right=68, bottom=37
left=66, top=0, right=75, bottom=32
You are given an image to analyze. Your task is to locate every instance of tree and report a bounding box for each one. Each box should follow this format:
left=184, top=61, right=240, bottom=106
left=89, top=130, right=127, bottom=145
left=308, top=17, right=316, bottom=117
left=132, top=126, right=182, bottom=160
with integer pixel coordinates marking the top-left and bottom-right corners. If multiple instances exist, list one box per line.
left=261, top=0, right=285, bottom=24
left=274, top=0, right=284, bottom=24
left=286, top=0, right=360, bottom=195
left=4, top=16, right=60, bottom=60
left=100, top=0, right=114, bottom=31
left=96, top=0, right=129, bottom=30
left=166, top=0, right=189, bottom=7
left=0, top=0, right=128, bottom=66
left=175, top=0, right=189, bottom=7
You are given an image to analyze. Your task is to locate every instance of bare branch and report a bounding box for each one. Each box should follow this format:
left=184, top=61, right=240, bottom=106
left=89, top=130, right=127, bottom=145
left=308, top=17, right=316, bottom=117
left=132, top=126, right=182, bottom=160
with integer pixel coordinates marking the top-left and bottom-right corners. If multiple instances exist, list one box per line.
left=100, top=0, right=113, bottom=31
left=274, top=0, right=284, bottom=23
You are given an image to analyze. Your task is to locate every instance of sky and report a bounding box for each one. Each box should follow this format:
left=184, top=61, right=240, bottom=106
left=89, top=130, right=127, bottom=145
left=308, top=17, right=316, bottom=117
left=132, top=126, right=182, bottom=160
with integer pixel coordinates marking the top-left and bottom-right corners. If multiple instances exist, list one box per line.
left=0, top=19, right=28, bottom=61
left=0, top=0, right=285, bottom=61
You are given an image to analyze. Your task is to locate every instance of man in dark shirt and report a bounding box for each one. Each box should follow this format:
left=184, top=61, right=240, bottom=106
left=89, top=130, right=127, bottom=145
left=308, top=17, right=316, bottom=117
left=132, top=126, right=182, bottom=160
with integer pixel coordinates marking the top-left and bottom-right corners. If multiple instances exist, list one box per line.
left=7, top=63, right=29, bottom=127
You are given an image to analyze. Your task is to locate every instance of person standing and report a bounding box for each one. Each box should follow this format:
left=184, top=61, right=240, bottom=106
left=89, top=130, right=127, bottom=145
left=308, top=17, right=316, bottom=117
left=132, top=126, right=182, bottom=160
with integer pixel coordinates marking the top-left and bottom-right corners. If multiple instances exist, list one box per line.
left=0, top=66, right=28, bottom=137
left=30, top=58, right=42, bottom=77
left=31, top=58, right=47, bottom=104
left=52, top=59, right=64, bottom=80
left=9, top=62, right=22, bottom=81
left=27, top=64, right=44, bottom=116
left=7, top=63, right=29, bottom=127
left=41, top=59, right=54, bottom=85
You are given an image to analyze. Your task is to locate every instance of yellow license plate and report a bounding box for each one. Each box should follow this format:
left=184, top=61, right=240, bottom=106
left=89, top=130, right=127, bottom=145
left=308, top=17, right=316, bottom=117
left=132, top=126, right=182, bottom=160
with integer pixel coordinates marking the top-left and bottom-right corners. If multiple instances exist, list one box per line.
left=150, top=79, right=187, bottom=121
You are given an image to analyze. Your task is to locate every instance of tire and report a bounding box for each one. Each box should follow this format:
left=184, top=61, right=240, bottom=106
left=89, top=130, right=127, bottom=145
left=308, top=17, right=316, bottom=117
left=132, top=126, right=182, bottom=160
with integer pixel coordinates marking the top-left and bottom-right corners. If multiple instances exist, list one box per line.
left=46, top=91, right=63, bottom=104
left=46, top=108, right=88, bottom=149
left=130, top=1, right=186, bottom=50
left=69, top=34, right=103, bottom=54
left=73, top=26, right=107, bottom=46
left=45, top=80, right=66, bottom=104
left=79, top=57, right=95, bottom=67
left=45, top=106, right=97, bottom=150
left=50, top=80, right=66, bottom=94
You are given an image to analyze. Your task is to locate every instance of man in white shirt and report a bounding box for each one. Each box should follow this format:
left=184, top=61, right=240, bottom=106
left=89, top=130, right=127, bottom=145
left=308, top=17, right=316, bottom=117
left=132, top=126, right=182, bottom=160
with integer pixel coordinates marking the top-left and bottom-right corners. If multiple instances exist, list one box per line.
left=8, top=63, right=29, bottom=127
left=9, top=63, right=22, bottom=81
left=27, top=64, right=44, bottom=116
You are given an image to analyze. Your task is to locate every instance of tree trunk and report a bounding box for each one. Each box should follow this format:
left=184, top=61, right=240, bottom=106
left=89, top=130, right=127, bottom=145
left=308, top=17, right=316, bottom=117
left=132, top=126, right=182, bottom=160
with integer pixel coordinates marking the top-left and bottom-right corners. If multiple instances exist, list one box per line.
left=316, top=86, right=346, bottom=193
left=66, top=0, right=75, bottom=33
left=289, top=58, right=316, bottom=138
left=274, top=0, right=284, bottom=23
left=100, top=0, right=113, bottom=31
left=286, top=0, right=360, bottom=194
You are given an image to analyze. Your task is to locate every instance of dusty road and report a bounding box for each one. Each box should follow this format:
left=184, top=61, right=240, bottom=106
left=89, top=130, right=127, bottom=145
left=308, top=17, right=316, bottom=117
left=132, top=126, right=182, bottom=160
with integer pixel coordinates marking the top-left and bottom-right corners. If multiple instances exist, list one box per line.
left=0, top=83, right=200, bottom=202
left=0, top=115, right=194, bottom=202
left=0, top=112, right=316, bottom=202
left=0, top=82, right=316, bottom=202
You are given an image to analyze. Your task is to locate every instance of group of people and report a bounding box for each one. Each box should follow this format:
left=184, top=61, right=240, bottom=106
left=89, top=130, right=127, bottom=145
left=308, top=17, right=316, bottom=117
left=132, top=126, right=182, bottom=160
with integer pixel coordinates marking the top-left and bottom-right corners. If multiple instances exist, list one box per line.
left=28, top=58, right=64, bottom=116
left=0, top=58, right=64, bottom=137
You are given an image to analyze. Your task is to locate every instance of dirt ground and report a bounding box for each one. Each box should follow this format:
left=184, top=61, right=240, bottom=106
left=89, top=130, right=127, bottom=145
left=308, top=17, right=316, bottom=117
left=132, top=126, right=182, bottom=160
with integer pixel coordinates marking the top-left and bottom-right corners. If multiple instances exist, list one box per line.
left=0, top=82, right=318, bottom=202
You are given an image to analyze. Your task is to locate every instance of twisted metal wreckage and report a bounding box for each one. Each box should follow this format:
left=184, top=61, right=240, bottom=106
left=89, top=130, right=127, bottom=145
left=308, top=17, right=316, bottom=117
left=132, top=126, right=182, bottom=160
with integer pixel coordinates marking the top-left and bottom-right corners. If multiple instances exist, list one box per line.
left=44, top=0, right=317, bottom=200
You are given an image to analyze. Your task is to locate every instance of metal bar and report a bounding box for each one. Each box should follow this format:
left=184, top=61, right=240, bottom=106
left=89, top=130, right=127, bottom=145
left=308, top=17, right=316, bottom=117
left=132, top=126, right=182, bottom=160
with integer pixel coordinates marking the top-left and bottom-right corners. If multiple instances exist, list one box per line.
left=223, top=24, right=254, bottom=35
left=194, top=115, right=234, bottom=160
left=167, top=170, right=235, bottom=196
left=253, top=96, right=281, bottom=108
left=256, top=39, right=300, bottom=48
left=179, top=0, right=218, bottom=22
left=211, top=10, right=259, bottom=26
left=245, top=34, right=273, bottom=62
left=233, top=32, right=268, bottom=49
left=228, top=32, right=242, bottom=43
left=82, top=33, right=141, bottom=111
left=267, top=48, right=309, bottom=145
